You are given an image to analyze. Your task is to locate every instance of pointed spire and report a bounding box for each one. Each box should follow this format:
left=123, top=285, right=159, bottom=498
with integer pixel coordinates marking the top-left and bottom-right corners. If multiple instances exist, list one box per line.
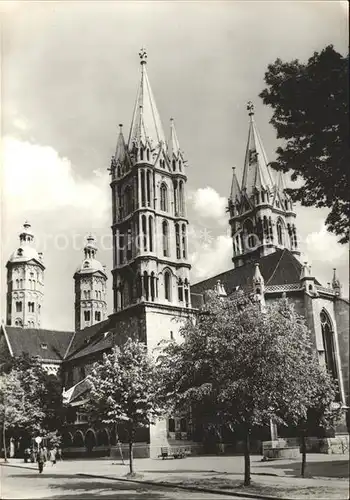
left=168, top=118, right=181, bottom=159
left=128, top=49, right=166, bottom=151
left=300, top=262, right=309, bottom=280
left=115, top=124, right=127, bottom=162
left=230, top=167, right=241, bottom=201
left=332, top=268, right=341, bottom=296
left=241, top=102, right=275, bottom=195
left=84, top=233, right=97, bottom=259
left=253, top=262, right=264, bottom=285
left=276, top=170, right=287, bottom=192
left=214, top=280, right=227, bottom=297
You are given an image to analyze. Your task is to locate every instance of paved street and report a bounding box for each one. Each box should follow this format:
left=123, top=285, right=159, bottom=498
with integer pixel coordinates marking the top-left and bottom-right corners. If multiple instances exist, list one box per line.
left=0, top=463, right=247, bottom=500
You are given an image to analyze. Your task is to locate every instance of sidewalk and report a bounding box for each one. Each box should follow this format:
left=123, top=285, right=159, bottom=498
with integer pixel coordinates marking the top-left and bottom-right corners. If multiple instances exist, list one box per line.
left=1, top=454, right=348, bottom=500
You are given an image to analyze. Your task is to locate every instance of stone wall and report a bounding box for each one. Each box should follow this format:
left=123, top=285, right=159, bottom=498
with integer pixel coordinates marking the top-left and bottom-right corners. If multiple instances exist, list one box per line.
left=334, top=298, right=349, bottom=405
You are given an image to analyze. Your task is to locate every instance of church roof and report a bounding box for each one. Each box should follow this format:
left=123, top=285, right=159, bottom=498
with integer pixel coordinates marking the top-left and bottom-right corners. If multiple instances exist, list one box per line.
left=128, top=49, right=166, bottom=151
left=1, top=325, right=73, bottom=362
left=64, top=318, right=111, bottom=361
left=63, top=377, right=92, bottom=405
left=241, top=102, right=275, bottom=194
left=191, top=249, right=307, bottom=296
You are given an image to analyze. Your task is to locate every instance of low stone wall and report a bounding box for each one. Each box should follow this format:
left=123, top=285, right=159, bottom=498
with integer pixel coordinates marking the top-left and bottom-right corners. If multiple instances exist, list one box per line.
left=262, top=435, right=349, bottom=457
left=262, top=440, right=299, bottom=460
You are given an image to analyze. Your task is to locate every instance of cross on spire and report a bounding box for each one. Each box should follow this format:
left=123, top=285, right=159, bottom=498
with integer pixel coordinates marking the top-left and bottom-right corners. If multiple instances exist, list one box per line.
left=139, top=48, right=147, bottom=65
left=247, top=101, right=254, bottom=116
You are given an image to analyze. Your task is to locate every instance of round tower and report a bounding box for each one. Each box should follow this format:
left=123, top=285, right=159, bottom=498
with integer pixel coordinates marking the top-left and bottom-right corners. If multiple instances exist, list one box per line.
left=74, top=235, right=108, bottom=330
left=6, top=221, right=45, bottom=328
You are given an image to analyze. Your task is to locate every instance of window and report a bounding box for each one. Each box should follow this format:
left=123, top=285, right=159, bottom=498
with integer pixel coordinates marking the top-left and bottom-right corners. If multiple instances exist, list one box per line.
left=175, top=224, right=180, bottom=259
left=95, top=311, right=101, bottom=322
left=124, top=185, right=133, bottom=215
left=178, top=279, right=183, bottom=302
left=162, top=220, right=169, bottom=257
left=149, top=216, right=154, bottom=252
left=320, top=310, right=338, bottom=385
left=141, top=170, right=146, bottom=206
left=40, top=343, right=48, bottom=350
left=164, top=271, right=171, bottom=301
left=178, top=181, right=185, bottom=216
left=170, top=331, right=174, bottom=340
left=28, top=302, right=35, bottom=313
left=168, top=418, right=175, bottom=432
left=143, top=271, right=149, bottom=301
left=172, top=159, right=176, bottom=171
left=277, top=219, right=284, bottom=245
left=182, top=224, right=187, bottom=258
left=160, top=183, right=168, bottom=212
left=146, top=170, right=151, bottom=207
left=142, top=215, right=147, bottom=252
left=84, top=310, right=90, bottom=322
left=16, top=301, right=22, bottom=313
left=150, top=272, right=155, bottom=301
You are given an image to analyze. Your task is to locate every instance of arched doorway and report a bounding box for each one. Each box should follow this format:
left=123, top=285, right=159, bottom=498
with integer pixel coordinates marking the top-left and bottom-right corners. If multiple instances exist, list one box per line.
left=85, top=429, right=96, bottom=455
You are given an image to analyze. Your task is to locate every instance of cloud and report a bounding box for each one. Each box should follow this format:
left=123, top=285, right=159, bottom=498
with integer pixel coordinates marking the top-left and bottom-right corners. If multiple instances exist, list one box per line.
left=303, top=224, right=347, bottom=264
left=190, top=187, right=228, bottom=225
left=2, top=136, right=109, bottom=221
left=190, top=233, right=232, bottom=281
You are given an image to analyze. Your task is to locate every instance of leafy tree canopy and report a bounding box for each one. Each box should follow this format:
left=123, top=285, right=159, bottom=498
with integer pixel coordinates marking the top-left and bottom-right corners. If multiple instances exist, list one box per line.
left=159, top=292, right=339, bottom=484
left=260, top=45, right=349, bottom=243
left=86, top=338, right=168, bottom=473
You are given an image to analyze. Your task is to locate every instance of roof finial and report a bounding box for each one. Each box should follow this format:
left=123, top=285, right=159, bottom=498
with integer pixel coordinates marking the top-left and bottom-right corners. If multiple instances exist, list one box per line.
left=119, top=123, right=123, bottom=131
left=139, top=48, right=147, bottom=65
left=247, top=101, right=254, bottom=117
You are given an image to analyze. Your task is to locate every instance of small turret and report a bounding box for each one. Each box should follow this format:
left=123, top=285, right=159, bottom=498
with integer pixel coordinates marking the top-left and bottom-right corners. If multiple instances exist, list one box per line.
left=332, top=268, right=342, bottom=297
left=300, top=261, right=316, bottom=294
left=214, top=280, right=227, bottom=298
left=253, top=263, right=265, bottom=308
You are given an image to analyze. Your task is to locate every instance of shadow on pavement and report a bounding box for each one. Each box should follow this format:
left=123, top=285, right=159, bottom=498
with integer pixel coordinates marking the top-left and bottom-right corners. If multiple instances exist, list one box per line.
left=6, top=474, right=179, bottom=499
left=265, top=459, right=349, bottom=478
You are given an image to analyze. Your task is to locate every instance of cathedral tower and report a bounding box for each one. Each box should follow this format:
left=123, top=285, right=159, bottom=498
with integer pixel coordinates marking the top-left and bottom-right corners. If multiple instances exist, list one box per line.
left=228, top=102, right=300, bottom=267
left=6, top=222, right=45, bottom=328
left=109, top=49, right=191, bottom=315
left=74, top=235, right=108, bottom=330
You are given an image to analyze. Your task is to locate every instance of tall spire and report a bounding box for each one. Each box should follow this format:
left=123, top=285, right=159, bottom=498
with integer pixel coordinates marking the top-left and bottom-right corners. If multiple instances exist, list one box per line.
left=128, top=49, right=166, bottom=151
left=241, top=102, right=274, bottom=194
left=115, top=124, right=127, bottom=162
left=230, top=167, right=241, bottom=201
left=168, top=118, right=181, bottom=159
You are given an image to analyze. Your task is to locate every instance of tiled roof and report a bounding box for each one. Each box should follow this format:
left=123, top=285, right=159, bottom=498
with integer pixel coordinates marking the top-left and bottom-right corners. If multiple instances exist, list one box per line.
left=2, top=326, right=73, bottom=361
left=191, top=249, right=309, bottom=296
left=64, top=319, right=111, bottom=360
left=63, top=377, right=92, bottom=404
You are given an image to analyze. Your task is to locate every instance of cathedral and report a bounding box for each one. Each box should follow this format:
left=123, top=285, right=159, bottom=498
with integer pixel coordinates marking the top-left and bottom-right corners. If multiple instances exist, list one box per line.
left=1, top=50, right=348, bottom=458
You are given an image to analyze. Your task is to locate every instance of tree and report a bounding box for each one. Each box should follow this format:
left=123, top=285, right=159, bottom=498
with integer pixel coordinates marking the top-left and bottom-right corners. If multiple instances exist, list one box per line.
left=159, top=292, right=338, bottom=486
left=0, top=370, right=44, bottom=461
left=86, top=338, right=166, bottom=475
left=260, top=45, right=349, bottom=243
left=1, top=354, right=65, bottom=448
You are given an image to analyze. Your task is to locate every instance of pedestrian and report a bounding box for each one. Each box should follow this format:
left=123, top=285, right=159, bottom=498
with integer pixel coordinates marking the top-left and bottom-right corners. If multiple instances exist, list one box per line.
left=56, top=447, right=62, bottom=461
left=24, top=448, right=31, bottom=463
left=37, top=446, right=46, bottom=474
left=49, top=447, right=57, bottom=466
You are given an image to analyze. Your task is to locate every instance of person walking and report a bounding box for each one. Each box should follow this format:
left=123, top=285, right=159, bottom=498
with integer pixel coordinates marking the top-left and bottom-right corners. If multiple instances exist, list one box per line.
left=56, top=447, right=62, bottom=461
left=37, top=446, right=46, bottom=474
left=49, top=447, right=57, bottom=466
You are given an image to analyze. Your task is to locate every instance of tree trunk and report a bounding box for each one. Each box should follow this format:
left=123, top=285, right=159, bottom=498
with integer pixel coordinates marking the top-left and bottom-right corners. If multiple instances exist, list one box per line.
left=115, top=423, right=125, bottom=465
left=243, top=427, right=251, bottom=486
left=128, top=439, right=133, bottom=474
left=300, top=432, right=307, bottom=478
left=2, top=423, right=7, bottom=462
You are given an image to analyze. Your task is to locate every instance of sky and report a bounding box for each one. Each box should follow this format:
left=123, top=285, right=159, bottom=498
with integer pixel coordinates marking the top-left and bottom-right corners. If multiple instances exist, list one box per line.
left=1, top=1, right=348, bottom=330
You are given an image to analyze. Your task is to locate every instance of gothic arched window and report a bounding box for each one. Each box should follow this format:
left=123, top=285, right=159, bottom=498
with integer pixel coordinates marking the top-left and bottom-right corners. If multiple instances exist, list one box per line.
left=162, top=220, right=169, bottom=257
left=320, top=310, right=338, bottom=384
left=182, top=224, right=187, bottom=258
left=277, top=219, right=284, bottom=246
left=140, top=170, right=146, bottom=207
left=143, top=271, right=149, bottom=301
left=178, top=278, right=183, bottom=302
left=175, top=223, right=180, bottom=259
left=149, top=216, right=154, bottom=252
left=160, top=183, right=168, bottom=212
left=124, top=185, right=133, bottom=215
left=164, top=271, right=171, bottom=301
left=178, top=181, right=185, bottom=216
left=142, top=215, right=147, bottom=252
